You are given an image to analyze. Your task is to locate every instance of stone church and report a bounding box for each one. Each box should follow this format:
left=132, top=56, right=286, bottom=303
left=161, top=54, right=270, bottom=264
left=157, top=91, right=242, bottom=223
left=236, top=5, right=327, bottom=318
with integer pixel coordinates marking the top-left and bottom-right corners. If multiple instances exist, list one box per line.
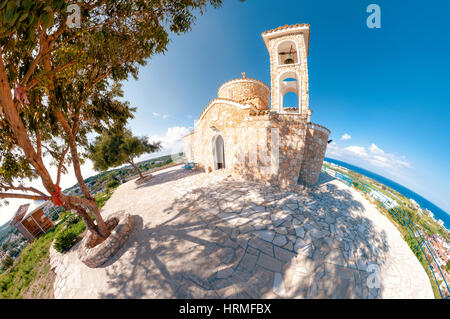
left=183, top=24, right=330, bottom=191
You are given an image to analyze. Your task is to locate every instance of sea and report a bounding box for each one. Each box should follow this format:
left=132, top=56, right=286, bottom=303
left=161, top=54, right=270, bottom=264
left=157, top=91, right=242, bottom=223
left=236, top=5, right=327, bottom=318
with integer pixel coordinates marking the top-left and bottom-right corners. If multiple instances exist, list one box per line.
left=324, top=157, right=450, bottom=231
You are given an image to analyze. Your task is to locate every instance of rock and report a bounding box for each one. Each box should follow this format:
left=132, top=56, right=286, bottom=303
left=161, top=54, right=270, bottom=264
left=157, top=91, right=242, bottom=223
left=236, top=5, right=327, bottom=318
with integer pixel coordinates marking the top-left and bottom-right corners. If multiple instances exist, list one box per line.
left=294, top=226, right=305, bottom=238
left=255, top=230, right=275, bottom=242
left=273, top=235, right=288, bottom=247
left=217, top=267, right=234, bottom=279
left=257, top=253, right=283, bottom=272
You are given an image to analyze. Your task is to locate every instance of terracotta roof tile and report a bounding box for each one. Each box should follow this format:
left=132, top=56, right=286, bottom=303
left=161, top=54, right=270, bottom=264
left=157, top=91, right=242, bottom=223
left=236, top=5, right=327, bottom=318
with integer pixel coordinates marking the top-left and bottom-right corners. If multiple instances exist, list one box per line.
left=262, top=23, right=310, bottom=36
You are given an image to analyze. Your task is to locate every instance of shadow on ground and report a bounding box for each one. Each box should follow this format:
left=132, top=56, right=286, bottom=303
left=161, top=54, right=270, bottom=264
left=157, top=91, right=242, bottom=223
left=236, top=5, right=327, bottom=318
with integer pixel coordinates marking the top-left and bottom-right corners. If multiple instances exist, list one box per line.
left=98, top=174, right=389, bottom=299
left=134, top=169, right=202, bottom=190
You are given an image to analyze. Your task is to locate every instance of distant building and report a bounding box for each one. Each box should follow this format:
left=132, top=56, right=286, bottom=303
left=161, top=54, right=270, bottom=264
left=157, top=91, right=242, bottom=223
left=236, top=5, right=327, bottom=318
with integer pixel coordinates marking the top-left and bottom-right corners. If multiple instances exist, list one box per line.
left=424, top=208, right=434, bottom=219
left=437, top=219, right=444, bottom=227
left=409, top=198, right=420, bottom=210
left=9, top=201, right=55, bottom=241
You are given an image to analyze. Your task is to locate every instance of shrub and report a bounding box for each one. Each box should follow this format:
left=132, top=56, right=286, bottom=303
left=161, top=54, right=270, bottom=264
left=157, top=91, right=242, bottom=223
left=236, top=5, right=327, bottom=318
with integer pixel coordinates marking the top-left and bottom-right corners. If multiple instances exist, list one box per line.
left=53, top=229, right=79, bottom=253
left=1, top=255, right=14, bottom=269
left=106, top=179, right=120, bottom=189
left=65, top=214, right=81, bottom=226
left=53, top=221, right=86, bottom=253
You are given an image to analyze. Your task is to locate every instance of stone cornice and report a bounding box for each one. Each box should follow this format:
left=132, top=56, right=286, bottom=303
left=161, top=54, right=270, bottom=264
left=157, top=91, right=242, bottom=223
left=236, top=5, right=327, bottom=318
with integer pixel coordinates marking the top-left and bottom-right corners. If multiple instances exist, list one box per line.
left=307, top=122, right=331, bottom=135
left=197, top=98, right=253, bottom=122
left=218, top=77, right=270, bottom=96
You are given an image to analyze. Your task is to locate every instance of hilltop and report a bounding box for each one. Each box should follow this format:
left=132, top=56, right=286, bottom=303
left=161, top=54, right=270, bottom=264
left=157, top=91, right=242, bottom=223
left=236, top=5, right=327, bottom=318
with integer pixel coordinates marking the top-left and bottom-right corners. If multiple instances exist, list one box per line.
left=63, top=154, right=176, bottom=196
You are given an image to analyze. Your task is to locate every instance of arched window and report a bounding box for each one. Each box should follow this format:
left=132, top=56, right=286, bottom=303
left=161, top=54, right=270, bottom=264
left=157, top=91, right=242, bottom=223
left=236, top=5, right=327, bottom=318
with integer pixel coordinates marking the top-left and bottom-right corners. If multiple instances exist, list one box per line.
left=279, top=72, right=301, bottom=112
left=277, top=40, right=299, bottom=65
left=283, top=92, right=298, bottom=109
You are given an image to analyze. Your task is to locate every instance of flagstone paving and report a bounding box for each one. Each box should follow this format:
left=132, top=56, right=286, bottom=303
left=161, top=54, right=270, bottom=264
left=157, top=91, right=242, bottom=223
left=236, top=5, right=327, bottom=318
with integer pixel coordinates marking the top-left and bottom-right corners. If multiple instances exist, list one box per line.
left=50, top=165, right=434, bottom=298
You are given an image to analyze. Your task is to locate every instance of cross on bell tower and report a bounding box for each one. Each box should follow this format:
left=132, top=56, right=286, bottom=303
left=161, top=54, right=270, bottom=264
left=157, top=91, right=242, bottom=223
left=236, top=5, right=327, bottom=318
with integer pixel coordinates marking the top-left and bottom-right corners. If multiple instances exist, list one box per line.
left=262, top=24, right=311, bottom=119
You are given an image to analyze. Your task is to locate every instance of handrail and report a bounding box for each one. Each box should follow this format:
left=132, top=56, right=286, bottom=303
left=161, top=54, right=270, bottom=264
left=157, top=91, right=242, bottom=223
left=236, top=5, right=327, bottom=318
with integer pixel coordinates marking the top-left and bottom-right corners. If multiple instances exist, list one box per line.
left=321, top=164, right=450, bottom=299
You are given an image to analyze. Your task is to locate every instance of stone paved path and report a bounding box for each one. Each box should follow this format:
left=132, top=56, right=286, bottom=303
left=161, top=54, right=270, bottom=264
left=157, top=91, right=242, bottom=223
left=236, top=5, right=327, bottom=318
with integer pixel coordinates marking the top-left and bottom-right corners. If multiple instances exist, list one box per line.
left=50, top=165, right=434, bottom=298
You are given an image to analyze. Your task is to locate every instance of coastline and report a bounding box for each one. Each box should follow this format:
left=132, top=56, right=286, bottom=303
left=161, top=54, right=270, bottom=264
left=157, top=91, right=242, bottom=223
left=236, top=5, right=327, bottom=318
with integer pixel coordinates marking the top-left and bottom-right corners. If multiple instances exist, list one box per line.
left=324, top=157, right=450, bottom=231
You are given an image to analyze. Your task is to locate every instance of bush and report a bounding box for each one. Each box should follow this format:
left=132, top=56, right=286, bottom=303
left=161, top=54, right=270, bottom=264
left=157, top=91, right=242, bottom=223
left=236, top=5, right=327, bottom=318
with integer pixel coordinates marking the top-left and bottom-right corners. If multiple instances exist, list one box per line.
left=53, top=229, right=79, bottom=253
left=106, top=179, right=120, bottom=189
left=53, top=220, right=86, bottom=253
left=1, top=255, right=14, bottom=269
left=65, top=214, right=81, bottom=226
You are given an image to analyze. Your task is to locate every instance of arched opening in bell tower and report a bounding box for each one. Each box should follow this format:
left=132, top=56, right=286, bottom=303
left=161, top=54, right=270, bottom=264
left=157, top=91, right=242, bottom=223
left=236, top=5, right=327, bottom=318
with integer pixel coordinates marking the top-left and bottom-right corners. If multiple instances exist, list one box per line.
left=279, top=72, right=301, bottom=112
left=277, top=40, right=299, bottom=65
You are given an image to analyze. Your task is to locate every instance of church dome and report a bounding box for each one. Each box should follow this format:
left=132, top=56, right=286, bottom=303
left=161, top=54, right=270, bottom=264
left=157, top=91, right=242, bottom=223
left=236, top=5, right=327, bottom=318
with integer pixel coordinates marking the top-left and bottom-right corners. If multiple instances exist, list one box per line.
left=217, top=73, right=270, bottom=110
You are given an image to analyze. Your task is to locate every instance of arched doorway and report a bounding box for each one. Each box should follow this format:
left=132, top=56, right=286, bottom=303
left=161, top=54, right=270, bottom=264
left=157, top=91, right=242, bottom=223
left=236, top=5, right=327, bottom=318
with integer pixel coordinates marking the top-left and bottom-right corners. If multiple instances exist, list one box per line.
left=212, top=135, right=225, bottom=169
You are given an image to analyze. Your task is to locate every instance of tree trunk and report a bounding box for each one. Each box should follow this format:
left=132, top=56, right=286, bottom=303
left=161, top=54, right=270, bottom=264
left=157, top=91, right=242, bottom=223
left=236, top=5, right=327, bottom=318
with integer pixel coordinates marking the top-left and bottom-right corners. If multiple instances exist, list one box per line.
left=0, top=53, right=110, bottom=240
left=130, top=159, right=144, bottom=179
left=65, top=202, right=103, bottom=239
left=54, top=110, right=110, bottom=239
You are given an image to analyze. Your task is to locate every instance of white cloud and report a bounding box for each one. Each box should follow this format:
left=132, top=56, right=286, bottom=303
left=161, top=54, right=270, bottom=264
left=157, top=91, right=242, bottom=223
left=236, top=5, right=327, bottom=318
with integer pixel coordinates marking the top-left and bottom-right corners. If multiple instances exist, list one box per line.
left=152, top=112, right=169, bottom=119
left=327, top=141, right=412, bottom=171
left=369, top=143, right=384, bottom=155
left=149, top=126, right=191, bottom=153
left=340, top=133, right=352, bottom=141
left=343, top=146, right=367, bottom=157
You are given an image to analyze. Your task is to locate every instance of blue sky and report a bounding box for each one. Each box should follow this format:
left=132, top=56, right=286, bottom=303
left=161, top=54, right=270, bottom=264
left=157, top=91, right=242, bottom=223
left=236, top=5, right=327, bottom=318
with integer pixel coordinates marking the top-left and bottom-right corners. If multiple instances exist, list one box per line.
left=120, top=0, right=450, bottom=214
left=2, top=0, right=449, bottom=225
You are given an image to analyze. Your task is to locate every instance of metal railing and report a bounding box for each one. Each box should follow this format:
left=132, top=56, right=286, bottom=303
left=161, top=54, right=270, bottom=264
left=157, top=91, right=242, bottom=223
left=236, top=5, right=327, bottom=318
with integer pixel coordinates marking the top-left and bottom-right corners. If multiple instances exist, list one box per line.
left=322, top=164, right=450, bottom=299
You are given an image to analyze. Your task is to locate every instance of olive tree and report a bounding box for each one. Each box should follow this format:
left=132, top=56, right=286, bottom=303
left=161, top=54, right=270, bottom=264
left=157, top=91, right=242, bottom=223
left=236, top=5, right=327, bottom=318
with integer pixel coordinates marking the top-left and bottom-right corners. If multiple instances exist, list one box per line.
left=0, top=0, right=223, bottom=239
left=88, top=129, right=161, bottom=179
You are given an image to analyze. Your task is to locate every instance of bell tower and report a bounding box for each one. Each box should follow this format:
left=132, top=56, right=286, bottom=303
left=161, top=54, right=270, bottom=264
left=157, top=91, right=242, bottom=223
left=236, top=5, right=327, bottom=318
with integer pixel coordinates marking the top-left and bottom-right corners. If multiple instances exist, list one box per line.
left=262, top=24, right=311, bottom=119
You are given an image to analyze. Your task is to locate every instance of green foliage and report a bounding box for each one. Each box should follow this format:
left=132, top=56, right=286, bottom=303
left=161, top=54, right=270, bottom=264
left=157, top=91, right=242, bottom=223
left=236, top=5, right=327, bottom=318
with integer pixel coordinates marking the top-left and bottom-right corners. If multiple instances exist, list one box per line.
left=405, top=235, right=424, bottom=261
left=65, top=214, right=81, bottom=226
left=0, top=228, right=57, bottom=298
left=1, top=255, right=13, bottom=269
left=95, top=189, right=115, bottom=210
left=106, top=179, right=120, bottom=190
left=53, top=229, right=78, bottom=253
left=53, top=215, right=86, bottom=253
left=88, top=128, right=161, bottom=172
left=446, top=260, right=450, bottom=272
left=0, top=0, right=225, bottom=209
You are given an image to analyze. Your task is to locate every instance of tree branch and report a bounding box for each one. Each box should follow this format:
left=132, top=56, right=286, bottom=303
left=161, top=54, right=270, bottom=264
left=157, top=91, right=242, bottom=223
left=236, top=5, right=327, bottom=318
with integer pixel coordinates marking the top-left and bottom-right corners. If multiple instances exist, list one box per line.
left=56, top=145, right=70, bottom=186
left=0, top=192, right=46, bottom=200
left=0, top=184, right=47, bottom=197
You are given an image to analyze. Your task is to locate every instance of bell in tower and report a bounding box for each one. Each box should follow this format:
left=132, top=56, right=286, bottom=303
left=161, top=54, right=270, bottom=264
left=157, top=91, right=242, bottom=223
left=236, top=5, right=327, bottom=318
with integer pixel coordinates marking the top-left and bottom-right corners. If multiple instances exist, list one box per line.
left=279, top=45, right=296, bottom=65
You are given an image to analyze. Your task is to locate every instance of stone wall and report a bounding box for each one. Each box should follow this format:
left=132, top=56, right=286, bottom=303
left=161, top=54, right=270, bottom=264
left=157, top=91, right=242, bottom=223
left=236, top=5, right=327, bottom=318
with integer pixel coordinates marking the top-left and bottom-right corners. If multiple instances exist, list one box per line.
left=183, top=102, right=330, bottom=190
left=299, top=123, right=330, bottom=185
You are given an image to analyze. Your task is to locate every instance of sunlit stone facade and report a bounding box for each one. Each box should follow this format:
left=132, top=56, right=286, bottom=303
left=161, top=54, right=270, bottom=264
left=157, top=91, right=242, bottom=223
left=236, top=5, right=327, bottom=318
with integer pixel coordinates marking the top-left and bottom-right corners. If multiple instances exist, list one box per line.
left=183, top=24, right=330, bottom=189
